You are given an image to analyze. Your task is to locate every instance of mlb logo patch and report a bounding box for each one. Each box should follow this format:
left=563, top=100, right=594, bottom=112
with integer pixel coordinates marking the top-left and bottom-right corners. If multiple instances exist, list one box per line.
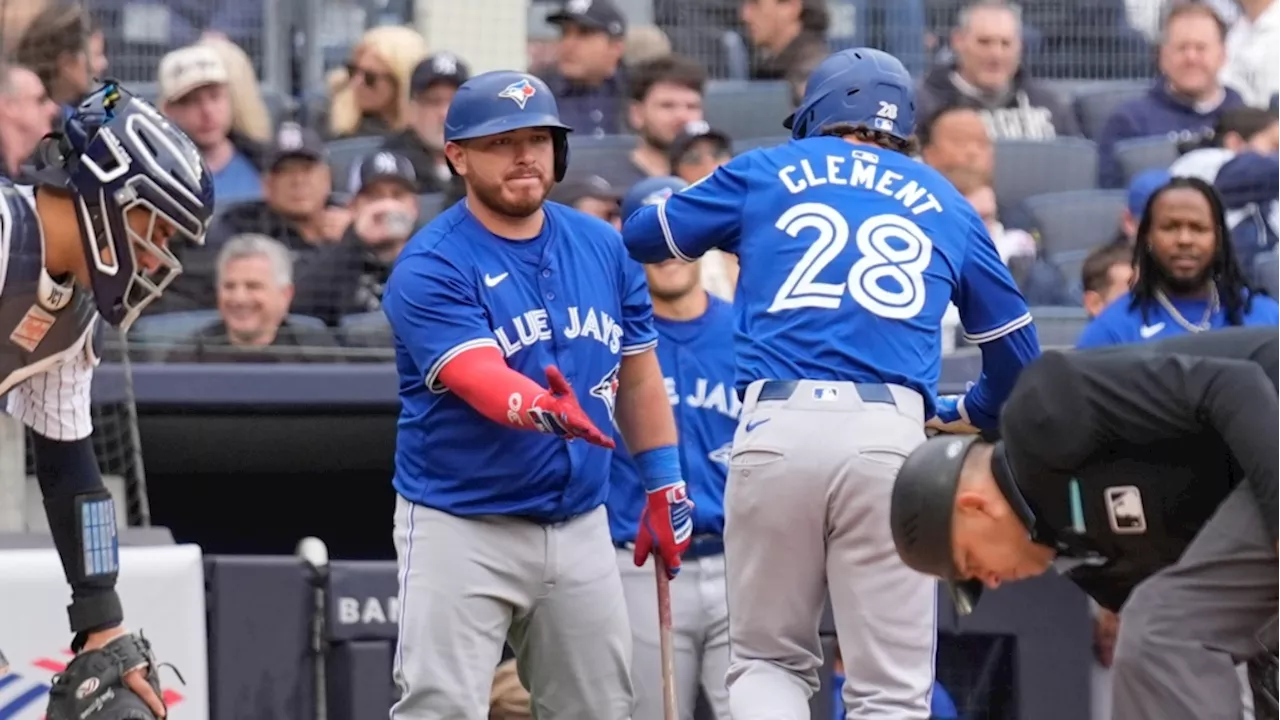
left=1104, top=485, right=1147, bottom=534
left=9, top=305, right=55, bottom=352
left=812, top=386, right=838, bottom=401
left=643, top=188, right=674, bottom=206
left=873, top=118, right=895, bottom=132
left=499, top=79, right=537, bottom=110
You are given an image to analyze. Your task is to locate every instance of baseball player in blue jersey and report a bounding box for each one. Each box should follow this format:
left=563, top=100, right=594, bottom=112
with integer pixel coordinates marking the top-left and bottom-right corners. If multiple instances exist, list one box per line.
left=608, top=176, right=736, bottom=720
left=623, top=49, right=1041, bottom=719
left=0, top=83, right=213, bottom=719
left=381, top=71, right=694, bottom=720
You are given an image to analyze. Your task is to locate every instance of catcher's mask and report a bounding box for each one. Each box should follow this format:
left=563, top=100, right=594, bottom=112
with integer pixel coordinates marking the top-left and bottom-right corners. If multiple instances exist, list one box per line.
left=24, top=81, right=214, bottom=331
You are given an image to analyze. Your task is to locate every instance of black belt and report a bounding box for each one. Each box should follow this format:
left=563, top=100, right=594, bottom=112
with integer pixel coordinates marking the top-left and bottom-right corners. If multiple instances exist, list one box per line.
left=756, top=380, right=898, bottom=406
left=616, top=534, right=723, bottom=559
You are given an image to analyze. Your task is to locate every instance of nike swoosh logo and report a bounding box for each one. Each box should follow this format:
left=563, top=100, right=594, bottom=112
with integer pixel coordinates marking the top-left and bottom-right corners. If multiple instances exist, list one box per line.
left=484, top=272, right=509, bottom=288
left=1139, top=323, right=1165, bottom=339
left=745, top=418, right=770, bottom=432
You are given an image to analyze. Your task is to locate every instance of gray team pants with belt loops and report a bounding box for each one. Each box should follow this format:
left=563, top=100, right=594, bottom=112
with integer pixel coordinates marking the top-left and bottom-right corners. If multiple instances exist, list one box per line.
left=1110, top=482, right=1279, bottom=720
left=724, top=380, right=936, bottom=719
left=617, top=549, right=732, bottom=720
left=390, top=497, right=634, bottom=720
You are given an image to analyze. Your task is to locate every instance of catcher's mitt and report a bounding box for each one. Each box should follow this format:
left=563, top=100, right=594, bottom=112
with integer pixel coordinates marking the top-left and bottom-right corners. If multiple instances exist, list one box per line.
left=45, top=633, right=173, bottom=720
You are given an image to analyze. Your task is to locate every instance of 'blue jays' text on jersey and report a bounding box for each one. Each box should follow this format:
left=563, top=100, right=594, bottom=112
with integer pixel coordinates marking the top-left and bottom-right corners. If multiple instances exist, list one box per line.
left=382, top=200, right=658, bottom=522
left=1076, top=289, right=1280, bottom=348
left=607, top=294, right=737, bottom=544
left=622, top=137, right=1036, bottom=417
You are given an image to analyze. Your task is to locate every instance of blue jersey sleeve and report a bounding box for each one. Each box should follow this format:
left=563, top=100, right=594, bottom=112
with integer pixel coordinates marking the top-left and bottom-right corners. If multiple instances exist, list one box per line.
left=382, top=249, right=498, bottom=393
left=952, top=217, right=1039, bottom=429
left=620, top=256, right=658, bottom=355
left=622, top=154, right=751, bottom=263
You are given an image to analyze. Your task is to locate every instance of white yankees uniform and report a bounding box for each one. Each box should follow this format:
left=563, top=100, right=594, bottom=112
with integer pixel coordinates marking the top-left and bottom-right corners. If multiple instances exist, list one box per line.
left=0, top=183, right=100, bottom=442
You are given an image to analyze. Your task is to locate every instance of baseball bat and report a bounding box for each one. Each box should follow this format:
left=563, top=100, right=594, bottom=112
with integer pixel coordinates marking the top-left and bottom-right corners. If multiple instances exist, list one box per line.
left=655, top=556, right=678, bottom=720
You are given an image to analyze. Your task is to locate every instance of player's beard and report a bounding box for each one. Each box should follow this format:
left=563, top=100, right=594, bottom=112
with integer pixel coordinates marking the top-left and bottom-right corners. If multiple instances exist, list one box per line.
left=1152, top=256, right=1215, bottom=297
left=640, top=126, right=672, bottom=152
left=470, top=171, right=553, bottom=219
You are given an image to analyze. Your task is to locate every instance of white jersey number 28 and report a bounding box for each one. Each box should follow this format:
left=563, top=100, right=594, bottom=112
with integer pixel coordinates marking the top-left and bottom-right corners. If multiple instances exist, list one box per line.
left=767, top=202, right=933, bottom=319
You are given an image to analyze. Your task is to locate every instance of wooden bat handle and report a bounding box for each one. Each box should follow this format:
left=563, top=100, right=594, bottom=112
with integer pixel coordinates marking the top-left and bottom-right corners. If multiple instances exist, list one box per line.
left=655, top=556, right=678, bottom=720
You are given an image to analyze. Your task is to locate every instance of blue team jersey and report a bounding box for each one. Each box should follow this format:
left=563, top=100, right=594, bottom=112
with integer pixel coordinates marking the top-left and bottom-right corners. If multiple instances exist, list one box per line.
left=382, top=200, right=658, bottom=521
left=623, top=138, right=1033, bottom=416
left=1077, top=289, right=1280, bottom=348
left=607, top=295, right=738, bottom=544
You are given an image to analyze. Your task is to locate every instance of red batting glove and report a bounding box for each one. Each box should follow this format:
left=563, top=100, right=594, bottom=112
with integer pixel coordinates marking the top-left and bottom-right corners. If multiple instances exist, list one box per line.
left=634, top=482, right=694, bottom=578
left=525, top=366, right=616, bottom=449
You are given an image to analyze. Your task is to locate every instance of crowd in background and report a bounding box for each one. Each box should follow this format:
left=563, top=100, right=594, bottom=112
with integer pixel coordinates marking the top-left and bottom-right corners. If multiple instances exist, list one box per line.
left=0, top=0, right=1272, bottom=717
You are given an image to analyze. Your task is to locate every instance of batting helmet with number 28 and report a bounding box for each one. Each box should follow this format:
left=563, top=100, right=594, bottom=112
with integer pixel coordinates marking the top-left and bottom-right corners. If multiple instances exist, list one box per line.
left=444, top=71, right=573, bottom=181
left=783, top=47, right=916, bottom=143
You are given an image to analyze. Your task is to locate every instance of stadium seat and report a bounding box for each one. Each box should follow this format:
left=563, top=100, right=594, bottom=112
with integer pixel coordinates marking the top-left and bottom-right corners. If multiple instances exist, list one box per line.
left=1255, top=250, right=1279, bottom=298
left=417, top=193, right=447, bottom=222
left=569, top=134, right=637, bottom=170
left=326, top=137, right=386, bottom=188
left=339, top=311, right=393, bottom=348
left=1113, top=136, right=1179, bottom=186
left=1071, top=82, right=1148, bottom=141
left=703, top=81, right=793, bottom=142
left=994, top=138, right=1099, bottom=214
left=1023, top=190, right=1127, bottom=256
left=733, top=136, right=789, bottom=154
left=1028, top=306, right=1091, bottom=348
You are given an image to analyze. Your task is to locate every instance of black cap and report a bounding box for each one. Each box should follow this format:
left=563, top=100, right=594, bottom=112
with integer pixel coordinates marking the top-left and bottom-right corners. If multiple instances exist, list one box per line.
left=268, top=122, right=326, bottom=169
left=549, top=173, right=620, bottom=206
left=411, top=52, right=471, bottom=95
left=889, top=434, right=987, bottom=615
left=547, top=0, right=626, bottom=37
left=668, top=120, right=733, bottom=170
left=349, top=150, right=417, bottom=194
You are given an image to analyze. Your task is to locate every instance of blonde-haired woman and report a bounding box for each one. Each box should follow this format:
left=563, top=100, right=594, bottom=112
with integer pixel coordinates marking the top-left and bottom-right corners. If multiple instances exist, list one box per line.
left=199, top=33, right=273, bottom=144
left=327, top=26, right=428, bottom=139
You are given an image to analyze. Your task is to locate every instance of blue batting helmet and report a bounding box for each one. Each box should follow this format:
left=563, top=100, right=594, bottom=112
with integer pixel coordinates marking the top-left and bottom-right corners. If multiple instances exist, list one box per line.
left=25, top=81, right=214, bottom=331
left=444, top=71, right=573, bottom=181
left=621, top=176, right=687, bottom=223
left=783, top=48, right=915, bottom=143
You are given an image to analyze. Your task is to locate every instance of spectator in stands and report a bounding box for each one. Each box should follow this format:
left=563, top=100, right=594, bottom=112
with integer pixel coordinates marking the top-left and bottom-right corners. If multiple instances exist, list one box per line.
left=549, top=173, right=623, bottom=229
left=1214, top=148, right=1279, bottom=274
left=213, top=122, right=351, bottom=252
left=1118, top=167, right=1172, bottom=243
left=490, top=659, right=532, bottom=720
left=383, top=53, right=469, bottom=196
left=159, top=45, right=267, bottom=205
left=0, top=63, right=57, bottom=179
left=944, top=164, right=1071, bottom=305
left=326, top=26, right=428, bottom=139
left=668, top=120, right=734, bottom=184
left=15, top=2, right=94, bottom=113
left=918, top=105, right=995, bottom=179
left=200, top=34, right=274, bottom=145
left=624, top=25, right=674, bottom=67
left=1081, top=238, right=1136, bottom=318
left=538, top=0, right=630, bottom=138
left=292, top=151, right=419, bottom=326
left=86, top=19, right=107, bottom=80
left=1170, top=105, right=1279, bottom=181
left=164, top=234, right=339, bottom=363
left=1097, top=3, right=1246, bottom=188
left=740, top=0, right=830, bottom=106
left=1220, top=0, right=1278, bottom=109
left=578, top=55, right=707, bottom=191
left=667, top=121, right=739, bottom=299
left=1077, top=175, right=1278, bottom=347
left=917, top=0, right=1080, bottom=141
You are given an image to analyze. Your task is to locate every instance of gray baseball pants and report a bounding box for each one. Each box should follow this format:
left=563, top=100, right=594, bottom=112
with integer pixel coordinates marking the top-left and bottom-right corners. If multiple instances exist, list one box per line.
left=1111, top=482, right=1278, bottom=720
left=390, top=497, right=634, bottom=719
left=723, top=379, right=936, bottom=720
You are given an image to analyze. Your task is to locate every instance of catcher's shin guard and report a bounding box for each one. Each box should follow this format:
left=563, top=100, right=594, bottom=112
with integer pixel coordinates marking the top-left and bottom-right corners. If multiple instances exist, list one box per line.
left=45, top=633, right=177, bottom=720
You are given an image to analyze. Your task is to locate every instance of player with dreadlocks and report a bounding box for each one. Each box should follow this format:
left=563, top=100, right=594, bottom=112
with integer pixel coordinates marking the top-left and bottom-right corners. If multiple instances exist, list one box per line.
left=1077, top=175, right=1277, bottom=348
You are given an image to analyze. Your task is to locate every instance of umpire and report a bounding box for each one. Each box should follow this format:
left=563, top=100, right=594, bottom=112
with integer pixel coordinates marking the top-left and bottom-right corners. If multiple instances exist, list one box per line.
left=890, top=326, right=1278, bottom=720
